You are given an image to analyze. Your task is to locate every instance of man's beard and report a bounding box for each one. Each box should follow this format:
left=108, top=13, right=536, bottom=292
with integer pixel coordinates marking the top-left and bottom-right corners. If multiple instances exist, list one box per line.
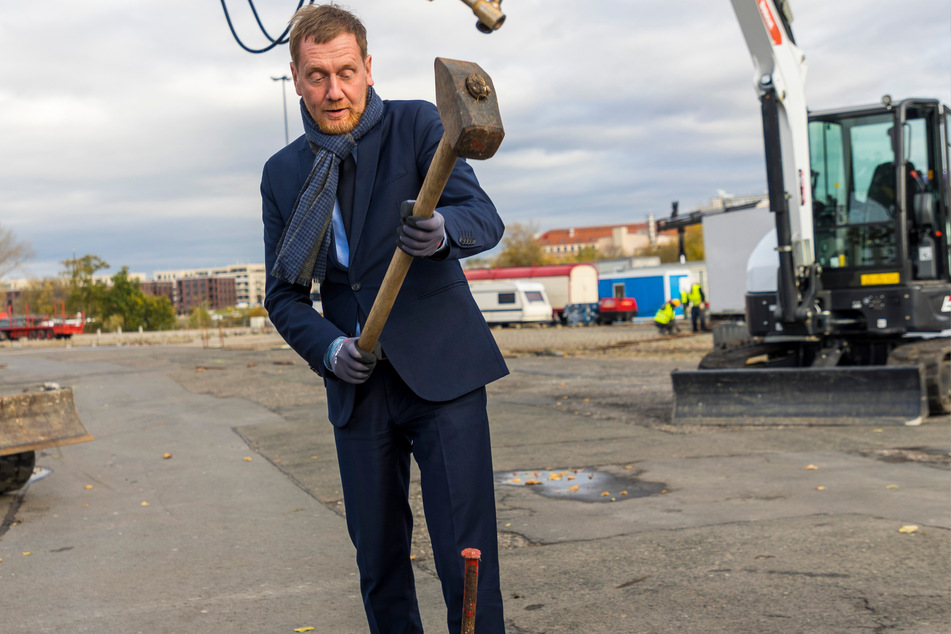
left=318, top=100, right=364, bottom=135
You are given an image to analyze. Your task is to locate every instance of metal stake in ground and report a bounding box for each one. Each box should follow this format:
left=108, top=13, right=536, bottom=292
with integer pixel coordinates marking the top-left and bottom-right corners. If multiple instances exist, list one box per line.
left=357, top=57, right=504, bottom=354
left=461, top=548, right=482, bottom=634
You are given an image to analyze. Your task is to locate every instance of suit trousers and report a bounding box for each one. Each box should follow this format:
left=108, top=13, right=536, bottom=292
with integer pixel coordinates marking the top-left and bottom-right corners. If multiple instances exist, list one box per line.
left=333, top=360, right=505, bottom=634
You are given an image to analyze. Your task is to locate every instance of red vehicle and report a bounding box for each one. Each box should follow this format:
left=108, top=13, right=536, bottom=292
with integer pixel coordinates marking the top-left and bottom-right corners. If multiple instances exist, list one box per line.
left=596, top=297, right=638, bottom=324
left=0, top=304, right=84, bottom=341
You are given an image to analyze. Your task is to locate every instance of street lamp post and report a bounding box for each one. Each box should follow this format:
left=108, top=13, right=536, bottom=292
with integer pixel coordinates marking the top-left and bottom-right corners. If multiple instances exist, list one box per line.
left=271, top=75, right=291, bottom=146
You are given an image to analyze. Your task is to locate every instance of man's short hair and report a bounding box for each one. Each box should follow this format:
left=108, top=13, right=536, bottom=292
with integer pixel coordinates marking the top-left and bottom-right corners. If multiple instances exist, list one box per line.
left=288, top=4, right=368, bottom=67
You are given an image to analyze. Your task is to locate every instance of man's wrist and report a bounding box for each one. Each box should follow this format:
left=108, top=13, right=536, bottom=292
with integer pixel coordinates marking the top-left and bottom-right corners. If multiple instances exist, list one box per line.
left=324, top=336, right=347, bottom=371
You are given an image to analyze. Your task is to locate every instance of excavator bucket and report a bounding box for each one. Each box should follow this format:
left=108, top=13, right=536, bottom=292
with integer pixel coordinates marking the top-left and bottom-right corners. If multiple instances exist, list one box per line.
left=0, top=387, right=93, bottom=457
left=671, top=365, right=928, bottom=426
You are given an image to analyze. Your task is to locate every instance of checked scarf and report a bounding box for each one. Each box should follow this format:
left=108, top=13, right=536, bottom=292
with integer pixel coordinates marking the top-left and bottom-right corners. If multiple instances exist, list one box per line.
left=271, top=87, right=384, bottom=286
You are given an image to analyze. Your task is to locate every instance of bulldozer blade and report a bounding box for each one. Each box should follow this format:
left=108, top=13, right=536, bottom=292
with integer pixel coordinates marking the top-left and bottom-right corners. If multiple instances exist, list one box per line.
left=0, top=388, right=93, bottom=457
left=671, top=365, right=927, bottom=426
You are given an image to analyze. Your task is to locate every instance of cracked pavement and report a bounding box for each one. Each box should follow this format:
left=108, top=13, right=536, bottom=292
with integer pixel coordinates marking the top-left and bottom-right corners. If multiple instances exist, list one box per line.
left=1, top=325, right=948, bottom=633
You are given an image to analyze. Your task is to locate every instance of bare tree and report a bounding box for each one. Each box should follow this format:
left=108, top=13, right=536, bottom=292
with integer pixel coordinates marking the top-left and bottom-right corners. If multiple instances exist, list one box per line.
left=0, top=223, right=35, bottom=281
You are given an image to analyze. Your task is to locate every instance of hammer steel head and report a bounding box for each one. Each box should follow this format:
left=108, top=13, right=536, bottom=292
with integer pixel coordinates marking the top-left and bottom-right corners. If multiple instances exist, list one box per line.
left=434, top=57, right=504, bottom=160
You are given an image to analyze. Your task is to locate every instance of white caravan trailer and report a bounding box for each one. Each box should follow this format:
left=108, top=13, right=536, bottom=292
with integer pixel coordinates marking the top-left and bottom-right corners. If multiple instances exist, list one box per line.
left=468, top=281, right=554, bottom=325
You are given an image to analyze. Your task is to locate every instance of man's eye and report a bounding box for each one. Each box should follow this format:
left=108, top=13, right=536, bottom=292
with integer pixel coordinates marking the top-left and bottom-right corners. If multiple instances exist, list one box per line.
left=339, top=72, right=354, bottom=81
left=309, top=75, right=325, bottom=84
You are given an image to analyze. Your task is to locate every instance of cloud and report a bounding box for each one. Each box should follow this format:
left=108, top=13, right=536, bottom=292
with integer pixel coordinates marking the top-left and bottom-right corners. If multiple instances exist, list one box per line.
left=0, top=0, right=948, bottom=279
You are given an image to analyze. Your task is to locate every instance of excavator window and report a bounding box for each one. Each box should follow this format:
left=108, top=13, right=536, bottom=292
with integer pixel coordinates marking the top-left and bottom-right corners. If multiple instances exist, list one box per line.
left=811, top=114, right=900, bottom=269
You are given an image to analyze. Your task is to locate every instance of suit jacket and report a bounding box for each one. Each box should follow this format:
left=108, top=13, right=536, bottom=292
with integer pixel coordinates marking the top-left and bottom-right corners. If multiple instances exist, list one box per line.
left=262, top=99, right=509, bottom=426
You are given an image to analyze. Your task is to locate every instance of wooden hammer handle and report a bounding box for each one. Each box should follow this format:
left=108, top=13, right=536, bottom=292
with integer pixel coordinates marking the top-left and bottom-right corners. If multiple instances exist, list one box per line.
left=357, top=135, right=456, bottom=353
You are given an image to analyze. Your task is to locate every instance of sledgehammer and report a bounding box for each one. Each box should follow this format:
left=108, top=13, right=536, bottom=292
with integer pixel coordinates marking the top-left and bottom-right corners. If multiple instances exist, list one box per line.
left=357, top=58, right=504, bottom=354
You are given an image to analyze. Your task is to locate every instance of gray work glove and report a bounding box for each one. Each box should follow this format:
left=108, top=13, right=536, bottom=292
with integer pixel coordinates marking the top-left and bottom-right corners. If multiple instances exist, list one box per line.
left=397, top=199, right=446, bottom=257
left=326, top=337, right=379, bottom=384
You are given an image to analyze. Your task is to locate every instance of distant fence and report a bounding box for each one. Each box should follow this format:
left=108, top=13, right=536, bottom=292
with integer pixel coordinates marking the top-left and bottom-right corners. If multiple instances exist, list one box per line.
left=0, top=324, right=277, bottom=349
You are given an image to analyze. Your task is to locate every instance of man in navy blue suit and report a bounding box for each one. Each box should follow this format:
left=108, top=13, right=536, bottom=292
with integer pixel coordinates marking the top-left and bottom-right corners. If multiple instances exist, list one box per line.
left=261, top=5, right=508, bottom=632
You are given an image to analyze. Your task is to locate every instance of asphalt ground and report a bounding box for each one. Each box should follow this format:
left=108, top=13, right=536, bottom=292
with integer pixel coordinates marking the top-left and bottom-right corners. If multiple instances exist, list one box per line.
left=0, top=324, right=948, bottom=633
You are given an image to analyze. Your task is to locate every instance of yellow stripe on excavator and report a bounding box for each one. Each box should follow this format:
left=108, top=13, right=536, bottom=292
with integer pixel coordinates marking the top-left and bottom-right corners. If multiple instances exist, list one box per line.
left=860, top=272, right=901, bottom=286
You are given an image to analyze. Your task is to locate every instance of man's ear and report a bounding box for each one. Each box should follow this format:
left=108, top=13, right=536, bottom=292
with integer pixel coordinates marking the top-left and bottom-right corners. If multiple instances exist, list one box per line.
left=290, top=61, right=303, bottom=96
left=365, top=54, right=374, bottom=87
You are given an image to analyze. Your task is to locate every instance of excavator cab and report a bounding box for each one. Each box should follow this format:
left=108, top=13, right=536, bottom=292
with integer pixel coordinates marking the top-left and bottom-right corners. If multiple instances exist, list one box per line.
left=809, top=99, right=949, bottom=303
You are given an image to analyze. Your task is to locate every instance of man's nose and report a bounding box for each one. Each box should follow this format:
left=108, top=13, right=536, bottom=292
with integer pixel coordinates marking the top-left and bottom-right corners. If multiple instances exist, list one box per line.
left=326, top=76, right=345, bottom=101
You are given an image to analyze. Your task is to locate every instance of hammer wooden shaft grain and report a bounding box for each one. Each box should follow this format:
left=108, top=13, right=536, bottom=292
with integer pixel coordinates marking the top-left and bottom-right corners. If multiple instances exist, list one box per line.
left=357, top=136, right=456, bottom=353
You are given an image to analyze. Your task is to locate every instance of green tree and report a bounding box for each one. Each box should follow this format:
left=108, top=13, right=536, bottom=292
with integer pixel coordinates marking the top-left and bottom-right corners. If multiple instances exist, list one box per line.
left=493, top=222, right=551, bottom=268
left=142, top=294, right=176, bottom=331
left=61, top=254, right=109, bottom=318
left=187, top=304, right=212, bottom=329
left=101, top=267, right=145, bottom=330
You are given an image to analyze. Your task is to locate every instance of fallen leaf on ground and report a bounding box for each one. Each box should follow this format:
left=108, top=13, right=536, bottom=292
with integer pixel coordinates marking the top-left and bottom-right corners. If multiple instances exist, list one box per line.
left=294, top=628, right=315, bottom=633
left=815, top=486, right=826, bottom=491
left=141, top=501, right=150, bottom=507
left=244, top=457, right=253, bottom=462
left=601, top=491, right=610, bottom=496
left=899, top=525, right=919, bottom=534
left=163, top=453, right=172, bottom=460
left=524, top=480, right=541, bottom=486
left=84, top=485, right=93, bottom=490
left=805, top=464, right=818, bottom=470
left=568, top=485, right=579, bottom=492
left=886, top=484, right=899, bottom=489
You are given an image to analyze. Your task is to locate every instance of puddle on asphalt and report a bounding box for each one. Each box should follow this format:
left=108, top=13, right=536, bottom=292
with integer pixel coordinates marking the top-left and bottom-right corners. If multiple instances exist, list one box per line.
left=495, top=467, right=666, bottom=502
left=873, top=446, right=951, bottom=467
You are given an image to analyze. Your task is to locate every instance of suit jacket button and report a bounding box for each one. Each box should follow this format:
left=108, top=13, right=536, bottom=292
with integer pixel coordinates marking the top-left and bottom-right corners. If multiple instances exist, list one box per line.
left=351, top=282, right=361, bottom=291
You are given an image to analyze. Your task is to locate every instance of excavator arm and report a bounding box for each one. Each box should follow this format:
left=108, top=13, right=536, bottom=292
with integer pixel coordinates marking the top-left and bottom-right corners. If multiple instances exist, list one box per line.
left=730, top=0, right=817, bottom=329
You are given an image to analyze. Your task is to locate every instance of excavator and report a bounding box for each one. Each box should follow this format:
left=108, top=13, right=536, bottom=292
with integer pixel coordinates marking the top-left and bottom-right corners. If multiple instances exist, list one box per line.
left=671, top=0, right=950, bottom=425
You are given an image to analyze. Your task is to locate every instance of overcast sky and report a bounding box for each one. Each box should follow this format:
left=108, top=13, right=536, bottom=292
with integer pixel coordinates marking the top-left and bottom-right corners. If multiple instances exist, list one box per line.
left=1, top=0, right=948, bottom=279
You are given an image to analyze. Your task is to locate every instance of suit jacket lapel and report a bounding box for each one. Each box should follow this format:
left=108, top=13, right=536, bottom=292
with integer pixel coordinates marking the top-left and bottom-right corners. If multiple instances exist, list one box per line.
left=349, top=121, right=382, bottom=260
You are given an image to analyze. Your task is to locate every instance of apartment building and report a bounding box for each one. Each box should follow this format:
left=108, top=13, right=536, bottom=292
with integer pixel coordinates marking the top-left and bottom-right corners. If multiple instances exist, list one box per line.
left=153, top=263, right=266, bottom=307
